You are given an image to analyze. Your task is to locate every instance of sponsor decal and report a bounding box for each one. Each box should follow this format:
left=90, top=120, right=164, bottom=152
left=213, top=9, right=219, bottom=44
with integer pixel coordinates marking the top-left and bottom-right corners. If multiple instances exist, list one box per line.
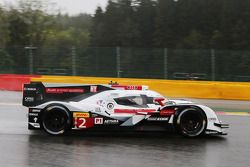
left=94, top=118, right=103, bottom=124
left=111, top=85, right=142, bottom=90
left=24, top=87, right=36, bottom=91
left=33, top=117, right=38, bottom=123
left=73, top=112, right=90, bottom=118
left=90, top=86, right=98, bottom=93
left=97, top=100, right=105, bottom=107
left=208, top=118, right=217, bottom=121
left=45, top=88, right=84, bottom=94
left=160, top=109, right=175, bottom=116
left=107, top=103, right=114, bottom=110
left=205, top=130, right=219, bottom=135
left=31, top=109, right=41, bottom=113
left=104, top=119, right=119, bottom=125
left=147, top=117, right=169, bottom=121
left=29, top=122, right=40, bottom=128
left=25, top=97, right=34, bottom=102
left=29, top=113, right=39, bottom=116
left=114, top=109, right=156, bottom=114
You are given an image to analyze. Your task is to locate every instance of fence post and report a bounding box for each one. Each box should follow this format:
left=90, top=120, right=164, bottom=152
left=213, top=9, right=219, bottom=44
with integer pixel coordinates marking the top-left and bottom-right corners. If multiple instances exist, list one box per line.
left=24, top=46, right=37, bottom=74
left=163, top=48, right=168, bottom=79
left=29, top=48, right=34, bottom=75
left=72, top=46, right=76, bottom=76
left=116, top=46, right=121, bottom=78
left=211, top=49, right=215, bottom=81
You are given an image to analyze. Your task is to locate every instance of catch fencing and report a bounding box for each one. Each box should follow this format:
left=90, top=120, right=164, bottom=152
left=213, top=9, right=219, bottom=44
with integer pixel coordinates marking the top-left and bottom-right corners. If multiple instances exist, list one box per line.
left=1, top=47, right=250, bottom=82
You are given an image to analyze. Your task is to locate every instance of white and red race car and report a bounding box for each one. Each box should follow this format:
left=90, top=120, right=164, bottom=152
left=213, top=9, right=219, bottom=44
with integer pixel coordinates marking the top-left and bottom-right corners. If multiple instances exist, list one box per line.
left=22, top=82, right=228, bottom=137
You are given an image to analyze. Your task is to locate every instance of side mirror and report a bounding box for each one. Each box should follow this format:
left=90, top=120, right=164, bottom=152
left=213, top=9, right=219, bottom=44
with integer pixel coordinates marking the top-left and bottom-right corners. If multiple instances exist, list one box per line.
left=154, top=98, right=165, bottom=106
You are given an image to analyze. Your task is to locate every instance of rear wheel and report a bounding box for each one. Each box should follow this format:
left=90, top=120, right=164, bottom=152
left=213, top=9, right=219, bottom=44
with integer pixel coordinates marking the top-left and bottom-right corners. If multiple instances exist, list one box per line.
left=175, top=107, right=207, bottom=137
left=42, top=105, right=71, bottom=136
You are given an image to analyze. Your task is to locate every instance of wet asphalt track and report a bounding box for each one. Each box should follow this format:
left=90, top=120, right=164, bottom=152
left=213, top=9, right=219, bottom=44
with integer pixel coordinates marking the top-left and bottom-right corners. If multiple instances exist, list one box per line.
left=0, top=91, right=250, bottom=167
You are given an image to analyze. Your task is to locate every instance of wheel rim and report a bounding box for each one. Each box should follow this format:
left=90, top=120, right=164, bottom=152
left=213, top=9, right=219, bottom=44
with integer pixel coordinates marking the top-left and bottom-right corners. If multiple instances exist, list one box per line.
left=43, top=109, right=67, bottom=134
left=178, top=109, right=206, bottom=136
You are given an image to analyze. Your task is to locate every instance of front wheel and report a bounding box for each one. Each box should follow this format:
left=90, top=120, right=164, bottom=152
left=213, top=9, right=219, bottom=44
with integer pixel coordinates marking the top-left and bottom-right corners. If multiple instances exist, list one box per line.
left=42, top=105, right=72, bottom=136
left=174, top=107, right=207, bottom=137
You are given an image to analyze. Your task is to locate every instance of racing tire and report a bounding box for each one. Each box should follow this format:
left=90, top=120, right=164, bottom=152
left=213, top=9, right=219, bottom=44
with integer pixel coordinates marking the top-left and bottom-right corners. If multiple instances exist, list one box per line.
left=174, top=107, right=207, bottom=137
left=42, top=105, right=72, bottom=136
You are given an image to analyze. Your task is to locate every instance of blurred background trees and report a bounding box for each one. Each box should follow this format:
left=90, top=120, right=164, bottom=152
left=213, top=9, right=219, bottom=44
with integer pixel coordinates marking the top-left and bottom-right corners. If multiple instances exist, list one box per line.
left=1, top=0, right=250, bottom=50
left=1, top=0, right=250, bottom=80
left=90, top=0, right=250, bottom=49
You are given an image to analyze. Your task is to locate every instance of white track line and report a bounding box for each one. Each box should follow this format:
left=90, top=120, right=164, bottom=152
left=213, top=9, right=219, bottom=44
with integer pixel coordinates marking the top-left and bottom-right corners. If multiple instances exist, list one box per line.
left=0, top=102, right=21, bottom=106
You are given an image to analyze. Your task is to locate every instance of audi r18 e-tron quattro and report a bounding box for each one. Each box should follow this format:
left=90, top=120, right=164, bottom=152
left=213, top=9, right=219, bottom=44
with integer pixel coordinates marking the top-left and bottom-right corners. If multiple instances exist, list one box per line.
left=22, top=82, right=228, bottom=137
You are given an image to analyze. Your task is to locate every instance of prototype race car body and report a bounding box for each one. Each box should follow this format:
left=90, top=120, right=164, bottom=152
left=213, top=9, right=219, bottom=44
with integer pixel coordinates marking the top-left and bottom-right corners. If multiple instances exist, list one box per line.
left=22, top=82, right=228, bottom=137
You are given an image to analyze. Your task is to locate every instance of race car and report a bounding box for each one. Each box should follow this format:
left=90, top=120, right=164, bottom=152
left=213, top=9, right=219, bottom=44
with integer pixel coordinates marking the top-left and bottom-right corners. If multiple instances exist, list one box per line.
left=22, top=82, right=228, bottom=137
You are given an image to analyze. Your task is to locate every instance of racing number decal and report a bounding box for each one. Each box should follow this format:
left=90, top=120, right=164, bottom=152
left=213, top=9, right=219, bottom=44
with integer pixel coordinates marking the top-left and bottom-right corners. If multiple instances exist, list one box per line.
left=78, top=118, right=87, bottom=128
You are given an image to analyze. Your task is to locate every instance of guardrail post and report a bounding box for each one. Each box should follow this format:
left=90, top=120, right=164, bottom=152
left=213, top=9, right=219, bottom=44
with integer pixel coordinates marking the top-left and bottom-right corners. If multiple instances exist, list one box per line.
left=211, top=49, right=215, bottom=81
left=116, top=46, right=121, bottom=78
left=72, top=46, right=76, bottom=76
left=164, top=48, right=168, bottom=79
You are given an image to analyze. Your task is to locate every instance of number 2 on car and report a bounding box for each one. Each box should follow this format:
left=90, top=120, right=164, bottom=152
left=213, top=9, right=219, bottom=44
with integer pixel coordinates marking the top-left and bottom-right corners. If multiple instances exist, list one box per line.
left=73, top=112, right=94, bottom=129
left=77, top=118, right=86, bottom=128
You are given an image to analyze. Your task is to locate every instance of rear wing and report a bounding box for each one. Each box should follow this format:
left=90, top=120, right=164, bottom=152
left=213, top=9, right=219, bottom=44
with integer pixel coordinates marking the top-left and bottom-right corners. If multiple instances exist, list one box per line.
left=22, top=82, right=113, bottom=107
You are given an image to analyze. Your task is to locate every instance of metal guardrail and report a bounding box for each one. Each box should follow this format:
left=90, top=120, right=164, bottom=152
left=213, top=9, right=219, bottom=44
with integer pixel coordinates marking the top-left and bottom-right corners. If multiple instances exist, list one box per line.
left=36, top=68, right=51, bottom=75
left=173, top=72, right=207, bottom=80
left=234, top=76, right=250, bottom=82
left=37, top=68, right=68, bottom=75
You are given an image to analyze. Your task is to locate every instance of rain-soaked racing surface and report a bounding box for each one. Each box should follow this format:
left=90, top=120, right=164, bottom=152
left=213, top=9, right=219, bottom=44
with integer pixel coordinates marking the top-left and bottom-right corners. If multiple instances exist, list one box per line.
left=0, top=91, right=250, bottom=167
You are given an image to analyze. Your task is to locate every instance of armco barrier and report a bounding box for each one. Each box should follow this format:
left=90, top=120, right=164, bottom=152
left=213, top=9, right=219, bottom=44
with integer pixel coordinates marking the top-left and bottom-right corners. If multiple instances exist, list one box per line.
left=0, top=74, right=41, bottom=91
left=30, top=75, right=250, bottom=100
left=1, top=74, right=249, bottom=100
